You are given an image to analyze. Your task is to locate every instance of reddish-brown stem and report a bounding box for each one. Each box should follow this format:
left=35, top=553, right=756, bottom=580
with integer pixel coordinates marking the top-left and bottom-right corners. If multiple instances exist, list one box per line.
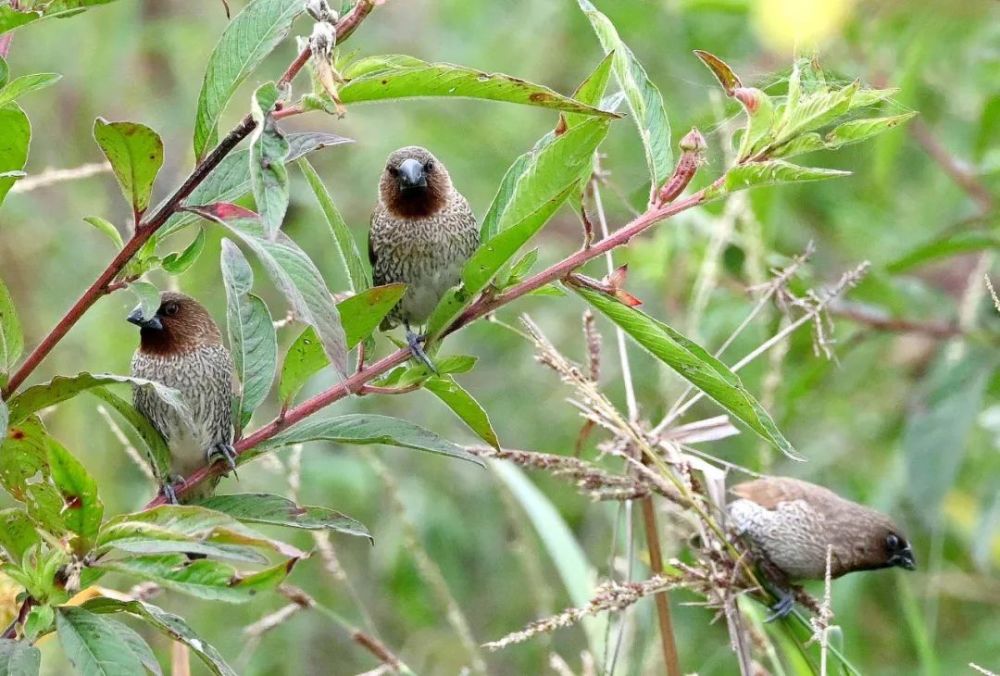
left=145, top=183, right=716, bottom=506
left=640, top=497, right=681, bottom=676
left=909, top=119, right=994, bottom=213
left=0, top=5, right=377, bottom=399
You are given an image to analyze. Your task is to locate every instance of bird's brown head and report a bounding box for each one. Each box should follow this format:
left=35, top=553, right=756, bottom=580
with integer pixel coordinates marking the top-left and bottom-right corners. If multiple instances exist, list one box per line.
left=379, top=146, right=452, bottom=218
left=861, top=519, right=916, bottom=572
left=127, top=291, right=223, bottom=355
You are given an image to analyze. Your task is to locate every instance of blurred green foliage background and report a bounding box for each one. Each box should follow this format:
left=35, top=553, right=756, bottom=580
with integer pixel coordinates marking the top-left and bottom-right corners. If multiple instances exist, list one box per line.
left=1, top=0, right=997, bottom=673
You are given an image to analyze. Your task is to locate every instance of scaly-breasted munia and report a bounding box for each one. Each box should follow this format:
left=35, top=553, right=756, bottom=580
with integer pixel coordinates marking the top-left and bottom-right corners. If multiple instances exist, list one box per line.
left=368, top=146, right=479, bottom=369
left=728, top=476, right=915, bottom=618
left=128, top=292, right=236, bottom=503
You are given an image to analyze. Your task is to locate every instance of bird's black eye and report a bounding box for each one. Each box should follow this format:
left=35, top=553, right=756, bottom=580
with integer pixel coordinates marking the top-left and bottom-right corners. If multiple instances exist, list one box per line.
left=424, top=160, right=434, bottom=172
left=886, top=533, right=900, bottom=550
left=387, top=165, right=398, bottom=177
left=163, top=302, right=179, bottom=316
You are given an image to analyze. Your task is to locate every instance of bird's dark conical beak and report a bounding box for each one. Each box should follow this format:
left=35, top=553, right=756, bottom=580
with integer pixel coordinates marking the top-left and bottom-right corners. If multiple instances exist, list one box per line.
left=396, top=158, right=427, bottom=190
left=127, top=306, right=162, bottom=331
left=890, top=545, right=916, bottom=571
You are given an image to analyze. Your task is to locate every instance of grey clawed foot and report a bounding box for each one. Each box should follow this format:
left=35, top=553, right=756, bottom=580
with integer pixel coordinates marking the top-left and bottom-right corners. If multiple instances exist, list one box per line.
left=765, top=587, right=796, bottom=622
left=160, top=477, right=183, bottom=505
left=404, top=327, right=438, bottom=375
left=209, top=442, right=239, bottom=479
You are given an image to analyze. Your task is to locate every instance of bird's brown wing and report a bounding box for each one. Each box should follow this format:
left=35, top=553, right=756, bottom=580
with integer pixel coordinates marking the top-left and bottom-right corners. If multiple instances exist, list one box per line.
left=730, top=477, right=823, bottom=510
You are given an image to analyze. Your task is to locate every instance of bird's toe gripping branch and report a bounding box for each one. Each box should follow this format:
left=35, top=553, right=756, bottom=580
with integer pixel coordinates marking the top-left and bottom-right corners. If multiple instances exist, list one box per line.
left=404, top=326, right=438, bottom=375
left=160, top=477, right=183, bottom=505
left=764, top=586, right=796, bottom=622
left=209, top=442, right=240, bottom=479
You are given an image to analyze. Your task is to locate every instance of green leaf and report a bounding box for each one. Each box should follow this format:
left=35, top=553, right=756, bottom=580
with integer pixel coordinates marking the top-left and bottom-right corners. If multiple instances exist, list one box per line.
left=0, top=416, right=52, bottom=502
left=251, top=414, right=483, bottom=466
left=249, top=82, right=290, bottom=238
left=105, top=620, right=161, bottom=676
left=0, top=638, right=41, bottom=676
left=82, top=216, right=124, bottom=250
left=822, top=112, right=917, bottom=149
left=277, top=284, right=406, bottom=404
left=0, top=7, right=43, bottom=36
left=775, top=80, right=859, bottom=144
left=0, top=72, right=60, bottom=108
left=563, top=51, right=615, bottom=129
left=46, top=435, right=103, bottom=553
left=888, top=231, right=1000, bottom=274
left=424, top=376, right=499, bottom=449
left=0, top=508, right=40, bottom=564
left=382, top=354, right=479, bottom=389
left=127, top=281, right=160, bottom=322
left=82, top=598, right=236, bottom=676
left=198, top=493, right=371, bottom=541
left=161, top=227, right=207, bottom=274
left=97, top=554, right=296, bottom=603
left=338, top=55, right=617, bottom=118
left=158, top=132, right=351, bottom=239
left=92, top=118, right=164, bottom=216
left=99, top=505, right=305, bottom=559
left=578, top=0, right=671, bottom=187
left=713, top=160, right=850, bottom=196
left=904, top=347, right=997, bottom=526
left=7, top=372, right=188, bottom=426
left=56, top=606, right=148, bottom=676
left=0, top=275, right=23, bottom=371
left=89, top=387, right=171, bottom=482
left=187, top=203, right=349, bottom=378
left=193, top=0, right=305, bottom=159
left=220, top=240, right=277, bottom=428
left=0, top=104, right=30, bottom=208
left=23, top=604, right=54, bottom=643
left=298, top=158, right=369, bottom=292
left=0, top=57, right=6, bottom=87
left=573, top=285, right=802, bottom=460
left=428, top=117, right=610, bottom=336
left=491, top=462, right=604, bottom=660
left=0, top=398, right=6, bottom=440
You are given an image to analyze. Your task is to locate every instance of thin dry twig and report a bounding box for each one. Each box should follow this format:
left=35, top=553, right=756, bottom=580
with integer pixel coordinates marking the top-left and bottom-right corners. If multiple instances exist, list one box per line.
left=9, top=162, right=112, bottom=193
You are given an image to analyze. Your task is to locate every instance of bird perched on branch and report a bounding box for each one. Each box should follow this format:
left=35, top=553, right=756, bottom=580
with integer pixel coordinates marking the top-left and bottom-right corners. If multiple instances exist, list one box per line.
left=728, top=476, right=915, bottom=620
left=369, top=146, right=479, bottom=370
left=128, top=292, right=237, bottom=504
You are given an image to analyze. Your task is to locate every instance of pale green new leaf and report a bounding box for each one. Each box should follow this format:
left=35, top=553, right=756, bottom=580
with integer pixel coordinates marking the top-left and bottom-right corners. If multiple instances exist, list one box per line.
left=0, top=72, right=60, bottom=108
left=127, top=281, right=160, bottom=321
left=83, top=216, right=125, bottom=250
left=717, top=160, right=850, bottom=195
left=161, top=227, right=207, bottom=274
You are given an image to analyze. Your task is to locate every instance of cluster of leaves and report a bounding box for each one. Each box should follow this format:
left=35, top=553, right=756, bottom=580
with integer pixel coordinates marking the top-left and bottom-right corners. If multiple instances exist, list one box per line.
left=0, top=0, right=920, bottom=673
